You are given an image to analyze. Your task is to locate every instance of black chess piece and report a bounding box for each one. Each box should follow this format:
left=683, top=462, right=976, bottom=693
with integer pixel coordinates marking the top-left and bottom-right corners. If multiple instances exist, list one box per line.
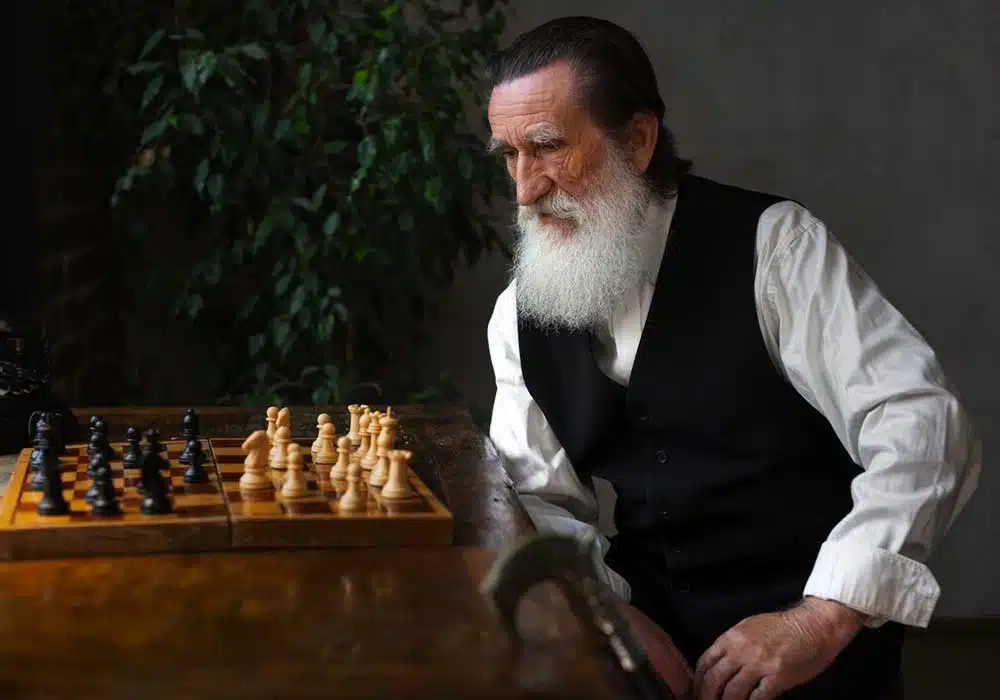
left=85, top=453, right=105, bottom=504
left=123, top=426, right=141, bottom=468
left=29, top=412, right=51, bottom=491
left=93, top=418, right=116, bottom=461
left=35, top=416, right=69, bottom=516
left=90, top=456, right=120, bottom=516
left=139, top=453, right=171, bottom=515
left=178, top=409, right=200, bottom=464
left=49, top=411, right=65, bottom=455
left=28, top=412, right=46, bottom=488
left=183, top=439, right=207, bottom=483
left=87, top=434, right=103, bottom=474
left=137, top=432, right=169, bottom=504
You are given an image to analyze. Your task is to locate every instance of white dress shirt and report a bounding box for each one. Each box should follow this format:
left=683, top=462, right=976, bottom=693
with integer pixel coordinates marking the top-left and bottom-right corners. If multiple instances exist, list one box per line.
left=487, top=192, right=982, bottom=629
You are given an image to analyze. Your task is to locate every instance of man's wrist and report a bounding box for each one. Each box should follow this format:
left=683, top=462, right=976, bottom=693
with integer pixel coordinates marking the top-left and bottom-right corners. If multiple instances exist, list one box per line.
left=799, top=595, right=868, bottom=642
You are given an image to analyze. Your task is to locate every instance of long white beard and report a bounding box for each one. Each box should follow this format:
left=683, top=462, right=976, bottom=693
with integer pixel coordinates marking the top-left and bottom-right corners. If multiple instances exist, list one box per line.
left=512, top=145, right=654, bottom=331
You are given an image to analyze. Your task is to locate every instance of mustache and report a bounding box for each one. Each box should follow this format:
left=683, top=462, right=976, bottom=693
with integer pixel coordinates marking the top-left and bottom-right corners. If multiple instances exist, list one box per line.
left=519, top=191, right=581, bottom=221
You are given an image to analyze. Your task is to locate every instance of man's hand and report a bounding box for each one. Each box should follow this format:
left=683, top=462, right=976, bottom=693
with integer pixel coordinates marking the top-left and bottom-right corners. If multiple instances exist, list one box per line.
left=692, top=597, right=866, bottom=700
left=618, top=602, right=694, bottom=698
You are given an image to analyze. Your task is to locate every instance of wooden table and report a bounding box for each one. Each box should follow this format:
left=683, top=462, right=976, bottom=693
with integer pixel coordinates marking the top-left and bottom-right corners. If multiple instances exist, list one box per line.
left=0, top=406, right=624, bottom=699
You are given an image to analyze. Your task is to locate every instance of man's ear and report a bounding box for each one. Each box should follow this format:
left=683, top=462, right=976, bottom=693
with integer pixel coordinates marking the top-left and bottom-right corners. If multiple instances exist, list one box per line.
left=627, top=112, right=659, bottom=173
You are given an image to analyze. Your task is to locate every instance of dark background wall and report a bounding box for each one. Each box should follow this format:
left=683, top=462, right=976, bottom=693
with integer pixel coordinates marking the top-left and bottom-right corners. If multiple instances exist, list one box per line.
left=421, top=1, right=1000, bottom=619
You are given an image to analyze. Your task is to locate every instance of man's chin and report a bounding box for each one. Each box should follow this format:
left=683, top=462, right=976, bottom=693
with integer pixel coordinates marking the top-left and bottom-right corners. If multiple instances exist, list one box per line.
left=536, top=214, right=578, bottom=236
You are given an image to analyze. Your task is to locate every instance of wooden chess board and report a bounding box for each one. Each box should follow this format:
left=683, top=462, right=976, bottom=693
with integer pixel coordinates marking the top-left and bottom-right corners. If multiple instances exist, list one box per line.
left=0, top=437, right=453, bottom=561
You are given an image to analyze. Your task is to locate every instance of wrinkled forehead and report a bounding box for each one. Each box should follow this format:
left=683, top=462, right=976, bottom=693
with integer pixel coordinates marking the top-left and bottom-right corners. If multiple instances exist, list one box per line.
left=486, top=62, right=597, bottom=148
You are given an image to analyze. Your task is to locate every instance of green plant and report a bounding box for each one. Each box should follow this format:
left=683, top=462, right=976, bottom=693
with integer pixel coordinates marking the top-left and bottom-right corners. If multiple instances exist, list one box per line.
left=109, top=0, right=511, bottom=405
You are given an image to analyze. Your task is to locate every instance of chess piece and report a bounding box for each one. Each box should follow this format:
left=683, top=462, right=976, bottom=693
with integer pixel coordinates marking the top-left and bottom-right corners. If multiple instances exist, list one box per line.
left=369, top=412, right=397, bottom=488
left=354, top=409, right=372, bottom=461
left=178, top=408, right=200, bottom=464
left=139, top=448, right=171, bottom=515
left=240, top=430, right=272, bottom=491
left=270, top=426, right=291, bottom=469
left=361, top=412, right=381, bottom=470
left=29, top=412, right=49, bottom=491
left=137, top=429, right=167, bottom=496
left=93, top=418, right=115, bottom=461
left=266, top=406, right=279, bottom=444
left=312, top=413, right=332, bottom=457
left=277, top=407, right=290, bottom=431
left=338, top=460, right=365, bottom=512
left=85, top=453, right=105, bottom=504
left=330, top=436, right=351, bottom=480
left=380, top=449, right=414, bottom=500
left=123, top=426, right=141, bottom=468
left=347, top=404, right=364, bottom=445
left=87, top=434, right=103, bottom=475
left=183, top=439, right=208, bottom=483
left=314, top=422, right=337, bottom=467
left=35, top=416, right=69, bottom=516
left=281, top=444, right=307, bottom=499
left=90, top=454, right=121, bottom=516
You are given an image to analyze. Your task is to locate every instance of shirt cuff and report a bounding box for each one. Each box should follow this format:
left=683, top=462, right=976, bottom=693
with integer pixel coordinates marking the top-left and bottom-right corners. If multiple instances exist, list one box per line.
left=802, top=540, right=941, bottom=628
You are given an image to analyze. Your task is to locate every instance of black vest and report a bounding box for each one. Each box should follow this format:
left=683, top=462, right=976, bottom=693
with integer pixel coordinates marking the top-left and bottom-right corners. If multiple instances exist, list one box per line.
left=517, top=175, right=903, bottom=698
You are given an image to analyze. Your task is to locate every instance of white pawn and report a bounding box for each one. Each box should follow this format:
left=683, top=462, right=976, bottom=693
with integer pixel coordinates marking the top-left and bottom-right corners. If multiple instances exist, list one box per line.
left=380, top=449, right=413, bottom=500
left=338, top=460, right=365, bottom=512
left=330, top=436, right=350, bottom=480
left=312, top=413, right=332, bottom=457
left=314, top=422, right=337, bottom=466
left=281, top=444, right=307, bottom=499
left=240, top=430, right=272, bottom=491
left=270, top=425, right=291, bottom=469
left=266, top=406, right=279, bottom=444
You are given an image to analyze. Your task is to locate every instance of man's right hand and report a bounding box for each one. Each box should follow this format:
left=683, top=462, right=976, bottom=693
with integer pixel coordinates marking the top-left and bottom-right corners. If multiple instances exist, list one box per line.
left=618, top=601, right=694, bottom=699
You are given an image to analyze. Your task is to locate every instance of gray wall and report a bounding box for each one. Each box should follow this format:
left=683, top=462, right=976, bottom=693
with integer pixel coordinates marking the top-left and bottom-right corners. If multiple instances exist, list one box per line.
left=424, top=1, right=1000, bottom=618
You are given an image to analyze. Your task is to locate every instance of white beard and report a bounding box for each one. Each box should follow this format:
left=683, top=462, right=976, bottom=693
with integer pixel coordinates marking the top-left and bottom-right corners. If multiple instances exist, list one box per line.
left=512, top=144, right=654, bottom=331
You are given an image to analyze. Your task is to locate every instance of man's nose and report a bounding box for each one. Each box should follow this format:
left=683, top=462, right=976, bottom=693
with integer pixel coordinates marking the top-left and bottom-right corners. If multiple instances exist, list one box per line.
left=515, top=159, right=552, bottom=206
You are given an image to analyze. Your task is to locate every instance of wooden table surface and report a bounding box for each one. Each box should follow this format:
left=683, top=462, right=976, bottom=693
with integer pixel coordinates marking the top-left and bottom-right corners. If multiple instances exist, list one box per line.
left=0, top=406, right=623, bottom=699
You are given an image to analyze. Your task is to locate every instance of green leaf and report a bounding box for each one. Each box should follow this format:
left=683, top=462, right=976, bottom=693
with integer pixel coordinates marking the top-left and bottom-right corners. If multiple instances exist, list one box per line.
left=353, top=69, right=368, bottom=89
left=311, top=183, right=327, bottom=209
left=381, top=4, right=400, bottom=20
left=193, top=159, right=210, bottom=193
left=239, top=43, right=268, bottom=60
left=140, top=75, right=164, bottom=113
left=357, top=135, right=377, bottom=168
left=290, top=285, right=306, bottom=316
left=249, top=333, right=267, bottom=356
left=140, top=114, right=171, bottom=146
left=323, top=211, right=341, bottom=238
left=137, top=29, right=166, bottom=61
left=275, top=274, right=292, bottom=296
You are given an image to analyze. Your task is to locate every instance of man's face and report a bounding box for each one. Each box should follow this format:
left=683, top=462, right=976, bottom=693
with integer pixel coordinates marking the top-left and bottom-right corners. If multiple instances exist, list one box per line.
left=487, top=61, right=658, bottom=330
left=487, top=61, right=607, bottom=233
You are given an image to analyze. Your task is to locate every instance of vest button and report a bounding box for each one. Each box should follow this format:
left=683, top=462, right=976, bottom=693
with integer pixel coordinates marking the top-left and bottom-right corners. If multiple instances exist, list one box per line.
left=655, top=450, right=668, bottom=463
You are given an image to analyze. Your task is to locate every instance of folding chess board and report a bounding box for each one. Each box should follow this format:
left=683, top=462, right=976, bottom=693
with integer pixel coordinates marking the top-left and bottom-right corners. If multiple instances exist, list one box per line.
left=0, top=437, right=453, bottom=561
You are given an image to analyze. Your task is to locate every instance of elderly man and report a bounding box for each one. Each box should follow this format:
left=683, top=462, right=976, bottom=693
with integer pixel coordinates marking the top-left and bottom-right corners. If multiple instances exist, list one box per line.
left=484, top=15, right=981, bottom=700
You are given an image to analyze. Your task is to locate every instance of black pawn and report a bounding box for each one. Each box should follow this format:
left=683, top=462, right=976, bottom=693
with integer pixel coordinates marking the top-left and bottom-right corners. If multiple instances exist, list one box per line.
left=85, top=453, right=105, bottom=504
left=28, top=412, right=47, bottom=489
left=35, top=417, right=69, bottom=516
left=183, top=440, right=207, bottom=483
left=139, top=468, right=171, bottom=515
left=123, top=426, right=141, bottom=469
left=90, top=458, right=120, bottom=516
left=93, top=418, right=116, bottom=461
left=178, top=409, right=200, bottom=464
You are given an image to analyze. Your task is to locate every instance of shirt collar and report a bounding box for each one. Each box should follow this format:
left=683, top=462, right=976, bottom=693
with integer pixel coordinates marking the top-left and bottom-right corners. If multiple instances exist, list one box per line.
left=638, top=192, right=677, bottom=282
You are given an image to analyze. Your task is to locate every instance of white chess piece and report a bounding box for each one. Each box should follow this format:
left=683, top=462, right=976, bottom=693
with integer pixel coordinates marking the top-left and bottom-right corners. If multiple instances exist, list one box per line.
left=380, top=449, right=413, bottom=500
left=338, top=460, right=365, bottom=512
left=281, top=444, right=307, bottom=499
left=330, top=435, right=350, bottom=480
left=312, top=413, right=331, bottom=457
left=240, top=430, right=272, bottom=491
left=314, top=423, right=338, bottom=467
left=270, top=426, right=291, bottom=469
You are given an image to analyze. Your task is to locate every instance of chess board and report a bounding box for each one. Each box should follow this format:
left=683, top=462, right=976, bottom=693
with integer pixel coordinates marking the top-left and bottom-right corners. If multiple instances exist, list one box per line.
left=0, top=437, right=453, bottom=561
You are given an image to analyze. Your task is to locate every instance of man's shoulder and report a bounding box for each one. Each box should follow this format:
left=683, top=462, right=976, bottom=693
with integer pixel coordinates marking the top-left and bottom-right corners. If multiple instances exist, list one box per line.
left=487, top=279, right=519, bottom=341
